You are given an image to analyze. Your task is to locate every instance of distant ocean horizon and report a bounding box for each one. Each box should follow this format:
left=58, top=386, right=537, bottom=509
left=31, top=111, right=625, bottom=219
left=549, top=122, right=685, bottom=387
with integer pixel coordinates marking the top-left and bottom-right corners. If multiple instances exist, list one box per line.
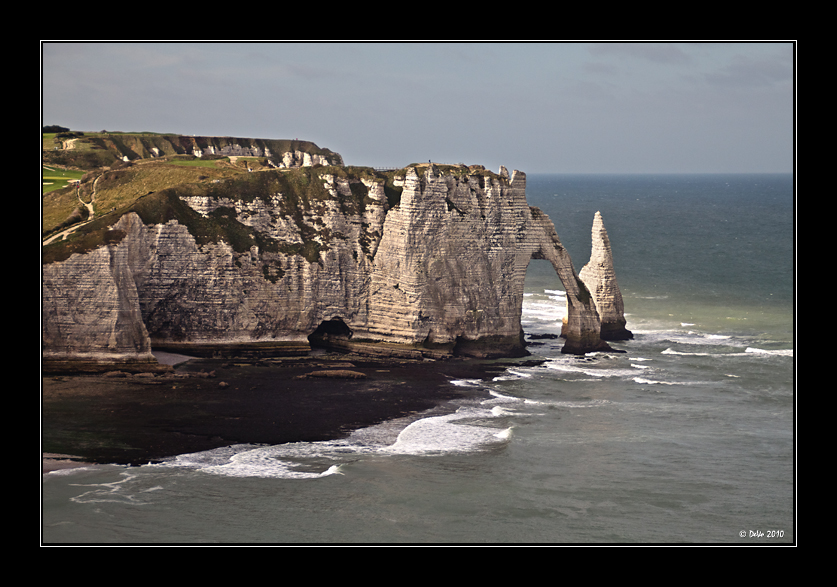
left=43, top=172, right=795, bottom=544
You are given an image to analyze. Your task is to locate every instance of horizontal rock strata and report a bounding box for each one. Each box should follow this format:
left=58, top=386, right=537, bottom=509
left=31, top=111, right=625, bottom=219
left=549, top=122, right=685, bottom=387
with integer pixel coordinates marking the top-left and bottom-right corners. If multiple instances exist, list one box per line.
left=42, top=165, right=626, bottom=371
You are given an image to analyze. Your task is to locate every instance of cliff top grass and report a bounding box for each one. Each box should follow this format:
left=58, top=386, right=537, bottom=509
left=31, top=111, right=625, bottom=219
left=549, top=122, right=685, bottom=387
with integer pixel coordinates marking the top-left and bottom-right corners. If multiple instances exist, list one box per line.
left=42, top=165, right=397, bottom=265
left=404, top=162, right=504, bottom=181
left=42, top=165, right=85, bottom=194
left=41, top=159, right=505, bottom=261
left=43, top=131, right=340, bottom=169
left=42, top=130, right=500, bottom=265
left=42, top=159, right=243, bottom=237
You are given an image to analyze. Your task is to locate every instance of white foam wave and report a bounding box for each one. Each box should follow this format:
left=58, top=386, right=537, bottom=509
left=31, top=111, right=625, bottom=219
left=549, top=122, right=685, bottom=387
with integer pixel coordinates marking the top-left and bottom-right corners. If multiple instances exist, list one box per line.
left=549, top=399, right=612, bottom=409
left=632, top=326, right=749, bottom=349
left=661, top=346, right=792, bottom=358
left=487, top=389, right=525, bottom=402
left=745, top=347, right=794, bottom=357
left=492, top=369, right=533, bottom=382
left=521, top=306, right=566, bottom=322
left=633, top=377, right=690, bottom=386
left=67, top=471, right=161, bottom=505
left=661, top=348, right=715, bottom=357
left=383, top=408, right=511, bottom=456
left=545, top=361, right=638, bottom=379
left=491, top=405, right=518, bottom=417
left=669, top=333, right=740, bottom=347
left=521, top=294, right=567, bottom=325
left=159, top=442, right=357, bottom=479
left=158, top=401, right=515, bottom=478
left=450, top=378, right=484, bottom=387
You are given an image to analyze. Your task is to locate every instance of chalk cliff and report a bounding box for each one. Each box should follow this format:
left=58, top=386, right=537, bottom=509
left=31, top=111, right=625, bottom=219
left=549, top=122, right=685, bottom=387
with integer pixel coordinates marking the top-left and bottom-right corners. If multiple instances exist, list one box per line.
left=44, top=134, right=343, bottom=170
left=42, top=164, right=623, bottom=371
left=579, top=211, right=633, bottom=341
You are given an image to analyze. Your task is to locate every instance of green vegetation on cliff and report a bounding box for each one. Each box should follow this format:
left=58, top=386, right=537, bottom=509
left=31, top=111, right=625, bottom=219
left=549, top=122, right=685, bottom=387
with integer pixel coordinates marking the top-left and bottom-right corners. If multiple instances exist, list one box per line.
left=42, top=130, right=345, bottom=249
left=42, top=131, right=342, bottom=170
left=42, top=161, right=397, bottom=267
left=42, top=130, right=505, bottom=268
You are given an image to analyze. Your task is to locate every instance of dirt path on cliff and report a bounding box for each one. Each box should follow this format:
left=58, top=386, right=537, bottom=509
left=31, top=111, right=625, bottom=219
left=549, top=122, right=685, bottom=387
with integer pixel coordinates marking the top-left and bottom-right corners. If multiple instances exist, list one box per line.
left=42, top=174, right=100, bottom=246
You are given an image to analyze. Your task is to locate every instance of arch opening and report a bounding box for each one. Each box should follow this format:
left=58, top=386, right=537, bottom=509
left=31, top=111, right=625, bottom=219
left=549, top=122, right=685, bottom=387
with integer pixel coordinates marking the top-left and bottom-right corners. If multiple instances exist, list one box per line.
left=521, top=258, right=568, bottom=350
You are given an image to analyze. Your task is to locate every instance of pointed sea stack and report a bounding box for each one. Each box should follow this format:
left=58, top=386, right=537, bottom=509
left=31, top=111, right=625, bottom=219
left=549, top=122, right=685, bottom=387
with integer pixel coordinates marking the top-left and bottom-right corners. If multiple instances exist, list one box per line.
left=579, top=211, right=633, bottom=341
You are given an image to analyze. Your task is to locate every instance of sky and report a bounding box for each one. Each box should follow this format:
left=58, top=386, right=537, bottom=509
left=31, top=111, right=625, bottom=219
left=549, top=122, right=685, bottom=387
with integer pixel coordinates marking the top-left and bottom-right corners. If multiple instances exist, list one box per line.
left=41, top=42, right=795, bottom=174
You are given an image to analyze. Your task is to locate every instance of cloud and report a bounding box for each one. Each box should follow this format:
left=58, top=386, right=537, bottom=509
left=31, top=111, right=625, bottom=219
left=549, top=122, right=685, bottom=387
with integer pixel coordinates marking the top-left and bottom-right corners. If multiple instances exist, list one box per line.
left=41, top=42, right=794, bottom=173
left=586, top=42, right=692, bottom=64
left=703, top=50, right=794, bottom=88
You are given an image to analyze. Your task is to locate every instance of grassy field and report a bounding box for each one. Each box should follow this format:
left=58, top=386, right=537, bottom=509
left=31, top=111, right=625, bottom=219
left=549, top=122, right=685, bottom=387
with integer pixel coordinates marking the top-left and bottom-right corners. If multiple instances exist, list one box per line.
left=42, top=165, right=85, bottom=194
left=41, top=130, right=347, bottom=251
left=42, top=159, right=243, bottom=236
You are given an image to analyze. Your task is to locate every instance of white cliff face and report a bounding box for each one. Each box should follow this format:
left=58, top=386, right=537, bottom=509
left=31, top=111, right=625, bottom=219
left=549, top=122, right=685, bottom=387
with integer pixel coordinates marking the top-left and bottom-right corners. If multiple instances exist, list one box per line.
left=136, top=173, right=389, bottom=349
left=42, top=214, right=156, bottom=367
left=361, top=165, right=612, bottom=355
left=579, top=211, right=632, bottom=340
left=42, top=166, right=619, bottom=369
left=277, top=150, right=334, bottom=168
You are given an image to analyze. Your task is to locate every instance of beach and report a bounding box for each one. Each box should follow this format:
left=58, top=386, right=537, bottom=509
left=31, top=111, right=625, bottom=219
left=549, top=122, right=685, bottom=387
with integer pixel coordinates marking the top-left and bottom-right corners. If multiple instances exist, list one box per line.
left=42, top=352, right=510, bottom=472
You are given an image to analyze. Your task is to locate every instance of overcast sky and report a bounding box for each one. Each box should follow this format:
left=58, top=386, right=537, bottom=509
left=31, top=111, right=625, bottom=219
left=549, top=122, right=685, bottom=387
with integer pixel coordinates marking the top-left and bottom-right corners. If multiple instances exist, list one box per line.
left=41, top=42, right=795, bottom=174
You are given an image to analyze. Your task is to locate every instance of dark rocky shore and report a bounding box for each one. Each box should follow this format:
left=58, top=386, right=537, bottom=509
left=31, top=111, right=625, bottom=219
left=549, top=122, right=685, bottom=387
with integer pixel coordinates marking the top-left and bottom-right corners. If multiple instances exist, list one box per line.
left=42, top=352, right=525, bottom=470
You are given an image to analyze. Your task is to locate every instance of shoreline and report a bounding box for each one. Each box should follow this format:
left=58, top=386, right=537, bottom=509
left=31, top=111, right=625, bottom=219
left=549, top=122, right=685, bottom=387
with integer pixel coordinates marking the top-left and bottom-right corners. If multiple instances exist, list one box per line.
left=42, top=454, right=98, bottom=474
left=43, top=352, right=521, bottom=471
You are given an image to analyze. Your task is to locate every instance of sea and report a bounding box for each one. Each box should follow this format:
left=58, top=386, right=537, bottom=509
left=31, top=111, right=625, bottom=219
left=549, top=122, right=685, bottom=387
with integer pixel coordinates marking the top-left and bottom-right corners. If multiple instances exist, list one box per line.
left=41, top=173, right=795, bottom=544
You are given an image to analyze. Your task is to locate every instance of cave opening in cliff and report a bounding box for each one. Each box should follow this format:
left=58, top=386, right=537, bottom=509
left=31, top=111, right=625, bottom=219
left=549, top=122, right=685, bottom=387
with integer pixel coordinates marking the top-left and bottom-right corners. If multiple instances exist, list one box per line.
left=308, top=317, right=353, bottom=351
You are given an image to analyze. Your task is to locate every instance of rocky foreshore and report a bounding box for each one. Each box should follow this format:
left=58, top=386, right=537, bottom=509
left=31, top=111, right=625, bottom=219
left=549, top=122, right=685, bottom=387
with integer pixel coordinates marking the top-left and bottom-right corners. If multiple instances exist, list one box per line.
left=42, top=352, right=515, bottom=469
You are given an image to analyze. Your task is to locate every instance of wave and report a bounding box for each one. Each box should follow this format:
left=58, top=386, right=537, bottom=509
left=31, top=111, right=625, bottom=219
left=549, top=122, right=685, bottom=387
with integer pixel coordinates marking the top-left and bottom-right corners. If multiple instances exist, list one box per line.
left=155, top=398, right=516, bottom=479
left=549, top=399, right=612, bottom=408
left=450, top=378, right=484, bottom=387
left=661, top=348, right=722, bottom=357
left=637, top=328, right=743, bottom=347
left=745, top=347, right=794, bottom=357
left=155, top=442, right=357, bottom=479
left=67, top=470, right=166, bottom=505
left=382, top=408, right=512, bottom=456
left=488, top=389, right=526, bottom=402
left=521, top=290, right=568, bottom=325
left=492, top=368, right=533, bottom=382
left=521, top=305, right=566, bottom=322
left=632, top=377, right=710, bottom=386
left=544, top=360, right=640, bottom=379
left=662, top=346, right=793, bottom=358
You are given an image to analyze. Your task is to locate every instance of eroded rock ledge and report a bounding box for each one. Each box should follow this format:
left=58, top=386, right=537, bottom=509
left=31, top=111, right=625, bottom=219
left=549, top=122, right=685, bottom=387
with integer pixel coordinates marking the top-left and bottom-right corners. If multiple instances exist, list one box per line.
left=42, top=164, right=629, bottom=371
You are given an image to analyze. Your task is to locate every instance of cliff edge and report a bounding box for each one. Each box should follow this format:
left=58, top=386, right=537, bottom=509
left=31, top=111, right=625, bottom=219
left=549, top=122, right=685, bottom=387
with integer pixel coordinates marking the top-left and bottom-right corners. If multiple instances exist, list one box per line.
left=42, top=164, right=626, bottom=371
